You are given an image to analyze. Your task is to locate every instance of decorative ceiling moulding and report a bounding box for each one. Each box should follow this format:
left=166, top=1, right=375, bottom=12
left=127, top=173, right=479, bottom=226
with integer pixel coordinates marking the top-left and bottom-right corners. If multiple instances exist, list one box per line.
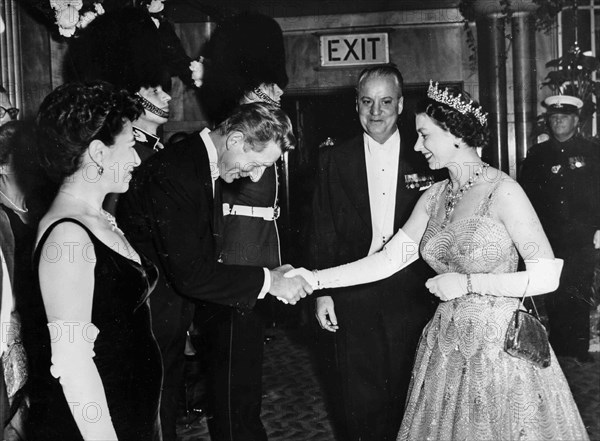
left=470, top=0, right=540, bottom=17
left=460, top=0, right=564, bottom=32
left=276, top=9, right=465, bottom=34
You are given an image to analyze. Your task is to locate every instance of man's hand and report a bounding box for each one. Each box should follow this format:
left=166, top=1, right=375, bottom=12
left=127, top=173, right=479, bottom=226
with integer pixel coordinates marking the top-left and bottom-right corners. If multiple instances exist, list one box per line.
left=284, top=267, right=318, bottom=289
left=315, top=296, right=338, bottom=332
left=269, top=265, right=313, bottom=305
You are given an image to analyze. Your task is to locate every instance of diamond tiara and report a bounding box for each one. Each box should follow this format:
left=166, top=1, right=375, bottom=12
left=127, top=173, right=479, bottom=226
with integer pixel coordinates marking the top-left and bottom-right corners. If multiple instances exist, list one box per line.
left=427, top=80, right=488, bottom=126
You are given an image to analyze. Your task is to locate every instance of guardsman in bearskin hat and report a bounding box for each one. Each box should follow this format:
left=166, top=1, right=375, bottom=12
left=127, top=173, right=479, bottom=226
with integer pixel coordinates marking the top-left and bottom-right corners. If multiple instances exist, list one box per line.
left=520, top=94, right=600, bottom=362
left=67, top=6, right=177, bottom=183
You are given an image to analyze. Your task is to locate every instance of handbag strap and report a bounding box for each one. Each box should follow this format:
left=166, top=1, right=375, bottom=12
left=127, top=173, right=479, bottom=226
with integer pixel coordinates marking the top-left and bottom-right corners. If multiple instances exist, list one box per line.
left=517, top=276, right=541, bottom=319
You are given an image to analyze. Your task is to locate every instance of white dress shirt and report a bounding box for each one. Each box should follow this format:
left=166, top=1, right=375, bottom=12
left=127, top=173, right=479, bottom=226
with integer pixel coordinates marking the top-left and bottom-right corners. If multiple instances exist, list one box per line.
left=199, top=129, right=271, bottom=298
left=364, top=130, right=400, bottom=256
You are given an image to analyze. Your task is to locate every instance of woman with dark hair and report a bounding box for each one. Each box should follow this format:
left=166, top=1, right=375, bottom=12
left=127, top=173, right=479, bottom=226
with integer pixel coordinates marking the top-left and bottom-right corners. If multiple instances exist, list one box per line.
left=23, top=82, right=162, bottom=440
left=288, top=82, right=589, bottom=440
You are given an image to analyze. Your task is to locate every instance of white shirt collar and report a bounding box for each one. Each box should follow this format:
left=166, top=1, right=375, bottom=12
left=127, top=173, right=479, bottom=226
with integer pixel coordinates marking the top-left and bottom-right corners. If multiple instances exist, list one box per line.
left=364, top=129, right=400, bottom=154
left=200, top=128, right=220, bottom=182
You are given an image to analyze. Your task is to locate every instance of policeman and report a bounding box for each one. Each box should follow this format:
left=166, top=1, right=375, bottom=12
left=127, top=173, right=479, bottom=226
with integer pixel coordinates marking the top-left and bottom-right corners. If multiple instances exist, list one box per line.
left=520, top=95, right=600, bottom=362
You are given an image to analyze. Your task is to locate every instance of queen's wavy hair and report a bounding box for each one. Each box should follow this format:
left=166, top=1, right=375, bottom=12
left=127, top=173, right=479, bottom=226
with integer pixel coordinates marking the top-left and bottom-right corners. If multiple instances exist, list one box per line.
left=416, top=90, right=489, bottom=149
left=217, top=102, right=296, bottom=153
left=36, top=82, right=143, bottom=183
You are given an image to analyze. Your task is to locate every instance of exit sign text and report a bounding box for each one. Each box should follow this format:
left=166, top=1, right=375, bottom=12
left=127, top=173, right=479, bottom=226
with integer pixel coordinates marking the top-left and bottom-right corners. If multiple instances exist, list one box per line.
left=320, top=32, right=389, bottom=67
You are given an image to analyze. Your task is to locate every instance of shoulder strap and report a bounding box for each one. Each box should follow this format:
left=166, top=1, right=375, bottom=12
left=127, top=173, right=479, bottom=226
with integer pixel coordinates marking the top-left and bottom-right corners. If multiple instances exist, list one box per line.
left=33, top=218, right=95, bottom=265
left=475, top=179, right=504, bottom=217
left=426, top=180, right=447, bottom=217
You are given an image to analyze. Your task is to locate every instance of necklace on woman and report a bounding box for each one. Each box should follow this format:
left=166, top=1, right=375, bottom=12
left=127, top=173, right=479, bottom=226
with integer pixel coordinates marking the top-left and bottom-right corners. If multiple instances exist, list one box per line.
left=59, top=190, right=125, bottom=235
left=0, top=188, right=28, bottom=213
left=101, top=210, right=125, bottom=236
left=442, top=162, right=489, bottom=228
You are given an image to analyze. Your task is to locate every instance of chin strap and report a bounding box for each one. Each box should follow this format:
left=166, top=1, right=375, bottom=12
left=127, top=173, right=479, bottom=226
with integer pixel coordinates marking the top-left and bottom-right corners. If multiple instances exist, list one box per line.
left=136, top=93, right=170, bottom=119
left=252, top=87, right=280, bottom=107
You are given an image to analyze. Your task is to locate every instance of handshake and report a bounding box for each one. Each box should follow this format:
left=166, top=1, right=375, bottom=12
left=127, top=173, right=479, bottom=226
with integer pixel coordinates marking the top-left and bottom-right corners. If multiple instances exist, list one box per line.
left=268, top=265, right=318, bottom=305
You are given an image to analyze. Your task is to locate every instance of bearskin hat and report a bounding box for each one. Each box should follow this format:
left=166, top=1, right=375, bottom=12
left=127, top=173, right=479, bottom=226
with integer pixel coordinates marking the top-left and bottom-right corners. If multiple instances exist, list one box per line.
left=67, top=7, right=170, bottom=92
left=199, top=11, right=288, bottom=123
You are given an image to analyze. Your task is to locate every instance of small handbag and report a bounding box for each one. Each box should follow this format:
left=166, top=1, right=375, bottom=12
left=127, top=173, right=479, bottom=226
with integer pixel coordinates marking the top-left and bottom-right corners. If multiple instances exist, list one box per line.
left=504, top=277, right=551, bottom=368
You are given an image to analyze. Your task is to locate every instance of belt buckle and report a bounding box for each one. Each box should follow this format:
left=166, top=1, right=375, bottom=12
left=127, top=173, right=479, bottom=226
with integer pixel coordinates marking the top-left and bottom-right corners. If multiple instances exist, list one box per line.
left=273, top=206, right=280, bottom=220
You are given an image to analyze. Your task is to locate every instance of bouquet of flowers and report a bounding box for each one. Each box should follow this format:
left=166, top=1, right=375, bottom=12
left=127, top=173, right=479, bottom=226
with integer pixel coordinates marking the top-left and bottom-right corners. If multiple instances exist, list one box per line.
left=16, top=0, right=109, bottom=37
left=49, top=0, right=105, bottom=37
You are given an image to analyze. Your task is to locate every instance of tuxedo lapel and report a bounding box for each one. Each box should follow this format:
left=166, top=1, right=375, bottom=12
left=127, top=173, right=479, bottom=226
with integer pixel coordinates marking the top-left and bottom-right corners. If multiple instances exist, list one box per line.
left=193, top=133, right=223, bottom=258
left=213, top=178, right=224, bottom=259
left=337, top=137, right=372, bottom=229
left=394, top=137, right=407, bottom=232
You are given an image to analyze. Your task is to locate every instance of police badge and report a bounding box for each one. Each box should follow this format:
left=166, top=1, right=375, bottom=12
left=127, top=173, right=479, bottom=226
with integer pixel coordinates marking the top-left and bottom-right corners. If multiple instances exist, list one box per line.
left=569, top=156, right=586, bottom=170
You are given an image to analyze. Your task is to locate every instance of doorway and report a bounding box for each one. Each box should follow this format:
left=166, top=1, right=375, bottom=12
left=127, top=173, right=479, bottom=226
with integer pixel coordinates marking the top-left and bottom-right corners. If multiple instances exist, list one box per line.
left=279, top=88, right=360, bottom=266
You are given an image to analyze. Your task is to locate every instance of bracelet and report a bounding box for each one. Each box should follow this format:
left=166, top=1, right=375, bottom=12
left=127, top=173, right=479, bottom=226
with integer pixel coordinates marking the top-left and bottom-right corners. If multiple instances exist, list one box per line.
left=466, top=274, right=473, bottom=294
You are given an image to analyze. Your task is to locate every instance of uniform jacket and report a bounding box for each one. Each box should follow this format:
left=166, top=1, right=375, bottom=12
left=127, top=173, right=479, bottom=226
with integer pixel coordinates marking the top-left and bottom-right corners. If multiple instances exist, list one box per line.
left=520, top=134, right=600, bottom=250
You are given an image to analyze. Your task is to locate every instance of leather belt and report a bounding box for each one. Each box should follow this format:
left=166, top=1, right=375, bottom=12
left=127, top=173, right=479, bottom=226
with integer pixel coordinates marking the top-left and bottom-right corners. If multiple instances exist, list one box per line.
left=222, top=203, right=280, bottom=221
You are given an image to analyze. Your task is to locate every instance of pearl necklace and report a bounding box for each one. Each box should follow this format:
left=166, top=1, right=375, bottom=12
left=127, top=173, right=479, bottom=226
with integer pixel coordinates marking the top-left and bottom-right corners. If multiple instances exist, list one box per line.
left=0, top=188, right=28, bottom=213
left=101, top=209, right=125, bottom=236
left=442, top=162, right=489, bottom=228
left=59, top=190, right=124, bottom=235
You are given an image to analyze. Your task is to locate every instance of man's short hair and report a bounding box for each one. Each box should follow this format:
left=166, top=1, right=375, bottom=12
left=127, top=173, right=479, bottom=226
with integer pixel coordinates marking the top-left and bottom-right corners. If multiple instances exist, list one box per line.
left=217, top=102, right=296, bottom=153
left=357, top=65, right=404, bottom=97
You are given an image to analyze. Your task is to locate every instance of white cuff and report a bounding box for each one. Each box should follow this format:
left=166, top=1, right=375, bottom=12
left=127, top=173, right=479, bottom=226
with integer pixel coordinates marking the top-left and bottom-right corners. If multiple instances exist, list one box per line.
left=258, top=268, right=270, bottom=299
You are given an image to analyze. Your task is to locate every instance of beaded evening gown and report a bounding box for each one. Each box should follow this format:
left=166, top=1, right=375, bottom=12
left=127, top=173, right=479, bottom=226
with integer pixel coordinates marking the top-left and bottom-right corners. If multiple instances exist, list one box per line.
left=397, top=180, right=590, bottom=441
left=22, top=218, right=162, bottom=441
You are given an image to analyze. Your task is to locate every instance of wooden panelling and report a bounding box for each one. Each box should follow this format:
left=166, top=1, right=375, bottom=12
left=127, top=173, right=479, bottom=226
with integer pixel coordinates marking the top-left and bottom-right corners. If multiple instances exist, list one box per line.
left=163, top=22, right=215, bottom=141
left=282, top=16, right=474, bottom=97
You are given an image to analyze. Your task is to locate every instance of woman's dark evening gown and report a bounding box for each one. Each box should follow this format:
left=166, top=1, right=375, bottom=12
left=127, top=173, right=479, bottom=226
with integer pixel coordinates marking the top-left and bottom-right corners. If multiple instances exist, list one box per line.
left=22, top=218, right=162, bottom=440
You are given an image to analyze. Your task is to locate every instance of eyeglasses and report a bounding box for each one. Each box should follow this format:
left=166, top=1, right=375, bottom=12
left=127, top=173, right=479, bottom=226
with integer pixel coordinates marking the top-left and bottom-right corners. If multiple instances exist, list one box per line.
left=0, top=106, right=19, bottom=120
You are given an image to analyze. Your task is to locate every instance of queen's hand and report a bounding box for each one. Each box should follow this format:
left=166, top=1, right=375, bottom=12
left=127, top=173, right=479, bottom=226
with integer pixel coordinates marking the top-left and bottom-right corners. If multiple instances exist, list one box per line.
left=425, top=273, right=468, bottom=301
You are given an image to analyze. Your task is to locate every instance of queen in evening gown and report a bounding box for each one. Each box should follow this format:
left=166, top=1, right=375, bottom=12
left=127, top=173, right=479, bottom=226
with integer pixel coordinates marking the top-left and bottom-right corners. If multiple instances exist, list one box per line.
left=290, top=81, right=590, bottom=440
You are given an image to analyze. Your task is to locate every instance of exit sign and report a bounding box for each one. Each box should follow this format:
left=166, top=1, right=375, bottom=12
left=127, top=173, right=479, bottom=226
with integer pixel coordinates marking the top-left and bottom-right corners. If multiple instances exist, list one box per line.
left=320, top=32, right=389, bottom=67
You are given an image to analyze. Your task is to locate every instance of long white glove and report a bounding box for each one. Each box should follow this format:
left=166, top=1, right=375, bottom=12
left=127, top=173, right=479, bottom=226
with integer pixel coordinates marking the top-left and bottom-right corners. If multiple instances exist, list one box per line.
left=425, top=258, right=564, bottom=302
left=48, top=320, right=118, bottom=440
left=286, top=229, right=419, bottom=290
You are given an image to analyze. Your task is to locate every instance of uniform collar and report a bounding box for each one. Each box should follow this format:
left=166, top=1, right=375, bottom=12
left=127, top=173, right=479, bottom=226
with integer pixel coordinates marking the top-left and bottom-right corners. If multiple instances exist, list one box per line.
left=132, top=126, right=160, bottom=151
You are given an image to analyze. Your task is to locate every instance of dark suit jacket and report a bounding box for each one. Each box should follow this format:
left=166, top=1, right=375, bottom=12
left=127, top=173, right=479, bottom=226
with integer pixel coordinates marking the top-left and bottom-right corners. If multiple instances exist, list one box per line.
left=310, top=129, right=436, bottom=312
left=117, top=132, right=265, bottom=310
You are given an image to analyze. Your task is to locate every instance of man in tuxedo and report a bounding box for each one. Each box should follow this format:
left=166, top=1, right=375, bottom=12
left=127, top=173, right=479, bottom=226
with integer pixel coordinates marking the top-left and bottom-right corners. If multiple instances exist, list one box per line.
left=117, top=102, right=312, bottom=441
left=310, top=66, right=436, bottom=441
